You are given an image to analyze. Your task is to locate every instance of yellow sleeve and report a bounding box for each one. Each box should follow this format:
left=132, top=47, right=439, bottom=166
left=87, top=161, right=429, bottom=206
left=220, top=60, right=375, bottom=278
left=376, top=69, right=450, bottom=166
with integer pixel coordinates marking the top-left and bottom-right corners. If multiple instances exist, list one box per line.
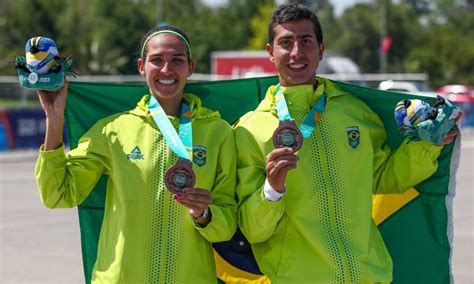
left=234, top=121, right=285, bottom=244
left=35, top=123, right=111, bottom=208
left=371, top=116, right=442, bottom=194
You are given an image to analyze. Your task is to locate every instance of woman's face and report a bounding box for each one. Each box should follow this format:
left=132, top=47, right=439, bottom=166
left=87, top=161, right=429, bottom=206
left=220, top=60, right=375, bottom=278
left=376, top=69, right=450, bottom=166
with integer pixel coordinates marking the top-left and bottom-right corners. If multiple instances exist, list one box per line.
left=138, top=34, right=195, bottom=102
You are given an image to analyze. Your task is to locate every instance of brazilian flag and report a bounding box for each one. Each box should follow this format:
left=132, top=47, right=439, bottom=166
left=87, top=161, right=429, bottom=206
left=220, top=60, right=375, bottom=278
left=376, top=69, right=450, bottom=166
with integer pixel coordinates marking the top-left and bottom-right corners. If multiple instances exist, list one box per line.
left=66, top=76, right=459, bottom=284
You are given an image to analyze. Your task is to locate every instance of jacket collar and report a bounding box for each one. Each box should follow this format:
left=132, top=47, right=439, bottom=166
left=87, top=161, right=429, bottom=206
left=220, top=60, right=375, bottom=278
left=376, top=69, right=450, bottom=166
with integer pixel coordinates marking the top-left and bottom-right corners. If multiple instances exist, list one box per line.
left=131, top=93, right=220, bottom=120
left=256, top=77, right=345, bottom=112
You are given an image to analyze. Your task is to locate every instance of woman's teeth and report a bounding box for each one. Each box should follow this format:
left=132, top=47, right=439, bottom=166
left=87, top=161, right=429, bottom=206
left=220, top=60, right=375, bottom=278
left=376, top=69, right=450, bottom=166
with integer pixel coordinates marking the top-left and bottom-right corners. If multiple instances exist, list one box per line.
left=159, top=79, right=176, bottom=85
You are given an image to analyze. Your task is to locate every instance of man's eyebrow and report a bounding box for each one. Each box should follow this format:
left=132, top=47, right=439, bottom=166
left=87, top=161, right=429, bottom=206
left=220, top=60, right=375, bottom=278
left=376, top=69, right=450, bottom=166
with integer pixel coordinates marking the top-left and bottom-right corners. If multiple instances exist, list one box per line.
left=277, top=35, right=294, bottom=41
left=277, top=34, right=314, bottom=41
left=298, top=34, right=314, bottom=39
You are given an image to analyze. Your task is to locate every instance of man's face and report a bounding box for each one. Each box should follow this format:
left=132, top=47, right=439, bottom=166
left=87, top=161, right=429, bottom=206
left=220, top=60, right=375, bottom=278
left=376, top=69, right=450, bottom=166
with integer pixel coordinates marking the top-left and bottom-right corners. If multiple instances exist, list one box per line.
left=267, top=19, right=324, bottom=87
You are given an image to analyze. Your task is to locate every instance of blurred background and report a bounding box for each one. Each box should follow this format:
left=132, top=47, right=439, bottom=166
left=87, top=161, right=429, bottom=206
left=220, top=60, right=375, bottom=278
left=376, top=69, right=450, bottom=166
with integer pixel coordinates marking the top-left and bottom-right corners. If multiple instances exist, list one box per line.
left=0, top=0, right=473, bottom=283
left=1, top=0, right=474, bottom=148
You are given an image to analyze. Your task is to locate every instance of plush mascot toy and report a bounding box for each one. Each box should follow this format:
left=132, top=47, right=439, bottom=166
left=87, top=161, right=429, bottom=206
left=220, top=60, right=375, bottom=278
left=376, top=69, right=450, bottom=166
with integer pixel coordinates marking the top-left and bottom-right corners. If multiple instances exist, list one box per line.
left=394, top=96, right=461, bottom=145
left=15, top=36, right=77, bottom=91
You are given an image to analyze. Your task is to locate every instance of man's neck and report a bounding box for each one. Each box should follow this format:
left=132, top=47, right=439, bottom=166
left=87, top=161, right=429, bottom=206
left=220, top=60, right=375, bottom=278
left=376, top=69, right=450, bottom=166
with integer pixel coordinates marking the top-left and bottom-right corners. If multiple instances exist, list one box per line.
left=278, top=78, right=318, bottom=90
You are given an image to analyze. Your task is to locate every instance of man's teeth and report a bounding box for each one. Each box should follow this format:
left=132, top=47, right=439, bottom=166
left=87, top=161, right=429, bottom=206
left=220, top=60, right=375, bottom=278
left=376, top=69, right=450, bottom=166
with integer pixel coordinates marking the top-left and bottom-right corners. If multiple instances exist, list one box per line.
left=289, top=64, right=305, bottom=69
left=159, top=79, right=176, bottom=85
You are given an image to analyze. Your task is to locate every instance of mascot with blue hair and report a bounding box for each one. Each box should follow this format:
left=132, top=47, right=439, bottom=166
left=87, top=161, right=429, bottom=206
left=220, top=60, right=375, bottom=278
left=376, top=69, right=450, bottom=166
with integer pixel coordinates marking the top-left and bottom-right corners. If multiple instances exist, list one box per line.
left=15, top=36, right=77, bottom=91
left=394, top=96, right=461, bottom=145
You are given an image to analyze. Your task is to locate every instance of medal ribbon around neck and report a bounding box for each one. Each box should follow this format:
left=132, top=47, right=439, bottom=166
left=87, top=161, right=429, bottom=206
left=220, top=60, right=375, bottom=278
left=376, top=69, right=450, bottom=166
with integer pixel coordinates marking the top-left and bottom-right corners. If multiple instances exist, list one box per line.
left=148, top=95, right=192, bottom=161
left=274, top=84, right=326, bottom=138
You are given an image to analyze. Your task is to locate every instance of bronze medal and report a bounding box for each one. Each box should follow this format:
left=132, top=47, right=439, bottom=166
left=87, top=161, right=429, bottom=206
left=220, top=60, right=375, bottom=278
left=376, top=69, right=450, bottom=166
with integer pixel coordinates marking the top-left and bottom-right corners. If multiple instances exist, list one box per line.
left=272, top=120, right=303, bottom=152
left=165, top=160, right=195, bottom=194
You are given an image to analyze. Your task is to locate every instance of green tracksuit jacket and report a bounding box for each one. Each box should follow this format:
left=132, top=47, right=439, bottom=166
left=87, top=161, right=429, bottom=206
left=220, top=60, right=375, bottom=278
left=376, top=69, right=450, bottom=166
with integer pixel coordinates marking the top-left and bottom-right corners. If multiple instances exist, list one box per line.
left=234, top=78, right=442, bottom=283
left=36, top=94, right=237, bottom=283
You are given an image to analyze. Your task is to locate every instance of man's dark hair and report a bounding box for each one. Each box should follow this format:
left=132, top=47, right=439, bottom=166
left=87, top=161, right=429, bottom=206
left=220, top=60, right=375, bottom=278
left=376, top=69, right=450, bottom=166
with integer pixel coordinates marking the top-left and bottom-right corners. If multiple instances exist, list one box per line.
left=268, top=4, right=323, bottom=46
left=137, top=25, right=192, bottom=62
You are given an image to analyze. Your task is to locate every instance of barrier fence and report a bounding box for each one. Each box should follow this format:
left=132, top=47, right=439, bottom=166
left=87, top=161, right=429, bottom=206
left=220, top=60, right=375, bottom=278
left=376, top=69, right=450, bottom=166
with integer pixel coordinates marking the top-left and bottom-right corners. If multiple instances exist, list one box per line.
left=0, top=109, right=68, bottom=150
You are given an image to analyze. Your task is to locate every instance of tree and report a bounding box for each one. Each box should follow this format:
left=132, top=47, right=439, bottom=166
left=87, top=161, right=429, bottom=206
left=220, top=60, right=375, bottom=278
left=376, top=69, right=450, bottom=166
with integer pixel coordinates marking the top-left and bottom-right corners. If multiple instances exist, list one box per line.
left=384, top=1, right=424, bottom=72
left=334, top=1, right=425, bottom=73
left=1, top=0, right=472, bottom=85
left=305, top=0, right=340, bottom=48
left=1, top=0, right=156, bottom=75
left=245, top=1, right=339, bottom=50
left=406, top=5, right=474, bottom=86
left=169, top=0, right=273, bottom=73
left=2, top=0, right=82, bottom=75
left=87, top=0, right=155, bottom=74
left=333, top=3, right=380, bottom=73
left=245, top=2, right=275, bottom=50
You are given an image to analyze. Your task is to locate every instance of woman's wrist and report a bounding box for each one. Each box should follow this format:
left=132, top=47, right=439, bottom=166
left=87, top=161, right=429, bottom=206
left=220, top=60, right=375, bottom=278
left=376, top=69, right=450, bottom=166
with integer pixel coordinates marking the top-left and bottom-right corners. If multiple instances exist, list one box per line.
left=44, top=115, right=65, bottom=151
left=191, top=207, right=211, bottom=226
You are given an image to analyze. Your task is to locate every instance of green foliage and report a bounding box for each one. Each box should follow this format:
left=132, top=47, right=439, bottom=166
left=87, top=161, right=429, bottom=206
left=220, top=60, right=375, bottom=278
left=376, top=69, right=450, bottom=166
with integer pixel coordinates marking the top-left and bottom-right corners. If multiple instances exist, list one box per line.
left=333, top=3, right=380, bottom=73
left=331, top=0, right=474, bottom=86
left=0, top=0, right=473, bottom=87
left=384, top=2, right=424, bottom=72
left=245, top=1, right=340, bottom=50
left=245, top=2, right=275, bottom=50
left=141, top=0, right=273, bottom=73
left=1, top=0, right=155, bottom=75
left=333, top=2, right=424, bottom=73
left=87, top=0, right=155, bottom=74
left=313, top=0, right=340, bottom=47
left=407, top=9, right=474, bottom=87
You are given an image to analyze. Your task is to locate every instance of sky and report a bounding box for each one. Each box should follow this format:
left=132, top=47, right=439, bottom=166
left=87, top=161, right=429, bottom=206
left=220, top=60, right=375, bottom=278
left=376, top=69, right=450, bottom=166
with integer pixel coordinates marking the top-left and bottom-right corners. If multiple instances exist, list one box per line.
left=329, top=0, right=362, bottom=16
left=330, top=0, right=405, bottom=16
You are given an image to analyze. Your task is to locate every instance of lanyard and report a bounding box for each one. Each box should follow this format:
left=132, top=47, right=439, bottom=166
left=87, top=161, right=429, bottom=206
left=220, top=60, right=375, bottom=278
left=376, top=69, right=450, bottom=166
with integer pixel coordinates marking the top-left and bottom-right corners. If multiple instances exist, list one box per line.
left=274, top=84, right=326, bottom=138
left=148, top=95, right=192, bottom=161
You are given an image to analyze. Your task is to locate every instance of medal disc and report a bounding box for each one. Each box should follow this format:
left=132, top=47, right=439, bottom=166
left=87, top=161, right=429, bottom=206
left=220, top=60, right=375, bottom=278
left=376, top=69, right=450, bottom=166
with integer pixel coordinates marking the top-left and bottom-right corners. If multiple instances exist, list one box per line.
left=165, top=160, right=195, bottom=194
left=272, top=120, right=303, bottom=152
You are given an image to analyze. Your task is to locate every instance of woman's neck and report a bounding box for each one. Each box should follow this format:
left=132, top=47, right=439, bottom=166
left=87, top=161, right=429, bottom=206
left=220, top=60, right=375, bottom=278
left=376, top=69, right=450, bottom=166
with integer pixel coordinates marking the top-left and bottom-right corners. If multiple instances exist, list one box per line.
left=156, top=96, right=182, bottom=117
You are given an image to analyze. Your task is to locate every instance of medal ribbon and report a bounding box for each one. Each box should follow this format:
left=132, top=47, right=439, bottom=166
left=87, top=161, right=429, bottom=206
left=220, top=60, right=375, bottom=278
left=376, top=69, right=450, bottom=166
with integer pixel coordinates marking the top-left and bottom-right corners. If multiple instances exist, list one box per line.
left=148, top=95, right=193, bottom=161
left=274, top=84, right=326, bottom=138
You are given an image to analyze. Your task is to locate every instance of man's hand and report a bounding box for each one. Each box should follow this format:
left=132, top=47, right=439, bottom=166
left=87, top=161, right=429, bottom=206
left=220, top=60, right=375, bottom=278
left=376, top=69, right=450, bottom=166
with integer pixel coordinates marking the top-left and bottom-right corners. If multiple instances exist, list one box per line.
left=266, top=147, right=299, bottom=193
left=173, top=188, right=212, bottom=225
left=437, top=111, right=463, bottom=146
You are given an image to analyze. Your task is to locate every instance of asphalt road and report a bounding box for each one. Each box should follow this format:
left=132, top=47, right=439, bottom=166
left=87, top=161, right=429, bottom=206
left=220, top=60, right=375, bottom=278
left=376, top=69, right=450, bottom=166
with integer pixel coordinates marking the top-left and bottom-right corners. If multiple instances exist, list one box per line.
left=0, top=129, right=473, bottom=284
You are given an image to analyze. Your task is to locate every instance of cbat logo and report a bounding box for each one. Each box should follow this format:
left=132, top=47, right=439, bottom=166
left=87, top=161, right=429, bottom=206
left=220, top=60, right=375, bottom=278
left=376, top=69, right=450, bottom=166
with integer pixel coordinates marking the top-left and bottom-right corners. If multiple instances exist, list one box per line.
left=281, top=133, right=294, bottom=146
left=127, top=146, right=144, bottom=160
left=193, top=145, right=207, bottom=167
left=173, top=173, right=187, bottom=187
left=346, top=126, right=360, bottom=149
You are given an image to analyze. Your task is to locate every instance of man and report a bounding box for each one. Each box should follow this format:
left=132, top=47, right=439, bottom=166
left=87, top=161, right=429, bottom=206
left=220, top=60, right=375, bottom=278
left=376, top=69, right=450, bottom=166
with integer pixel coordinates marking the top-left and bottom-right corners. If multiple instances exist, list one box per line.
left=234, top=4, right=458, bottom=283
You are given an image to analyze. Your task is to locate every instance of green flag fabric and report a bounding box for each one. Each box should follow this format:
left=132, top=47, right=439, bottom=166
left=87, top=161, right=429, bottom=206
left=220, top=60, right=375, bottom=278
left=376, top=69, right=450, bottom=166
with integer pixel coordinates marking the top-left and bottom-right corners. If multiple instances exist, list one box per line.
left=66, top=76, right=457, bottom=284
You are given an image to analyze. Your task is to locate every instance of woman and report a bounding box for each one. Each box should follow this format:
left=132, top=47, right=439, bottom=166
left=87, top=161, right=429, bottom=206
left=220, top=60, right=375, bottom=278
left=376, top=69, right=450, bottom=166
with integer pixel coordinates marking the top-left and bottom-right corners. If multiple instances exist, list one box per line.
left=35, top=25, right=237, bottom=283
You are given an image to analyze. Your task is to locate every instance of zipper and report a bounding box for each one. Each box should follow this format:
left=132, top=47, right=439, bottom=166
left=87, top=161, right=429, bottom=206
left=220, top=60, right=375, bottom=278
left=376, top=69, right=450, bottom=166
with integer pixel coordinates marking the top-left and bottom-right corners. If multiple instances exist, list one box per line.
left=317, top=130, right=352, bottom=283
